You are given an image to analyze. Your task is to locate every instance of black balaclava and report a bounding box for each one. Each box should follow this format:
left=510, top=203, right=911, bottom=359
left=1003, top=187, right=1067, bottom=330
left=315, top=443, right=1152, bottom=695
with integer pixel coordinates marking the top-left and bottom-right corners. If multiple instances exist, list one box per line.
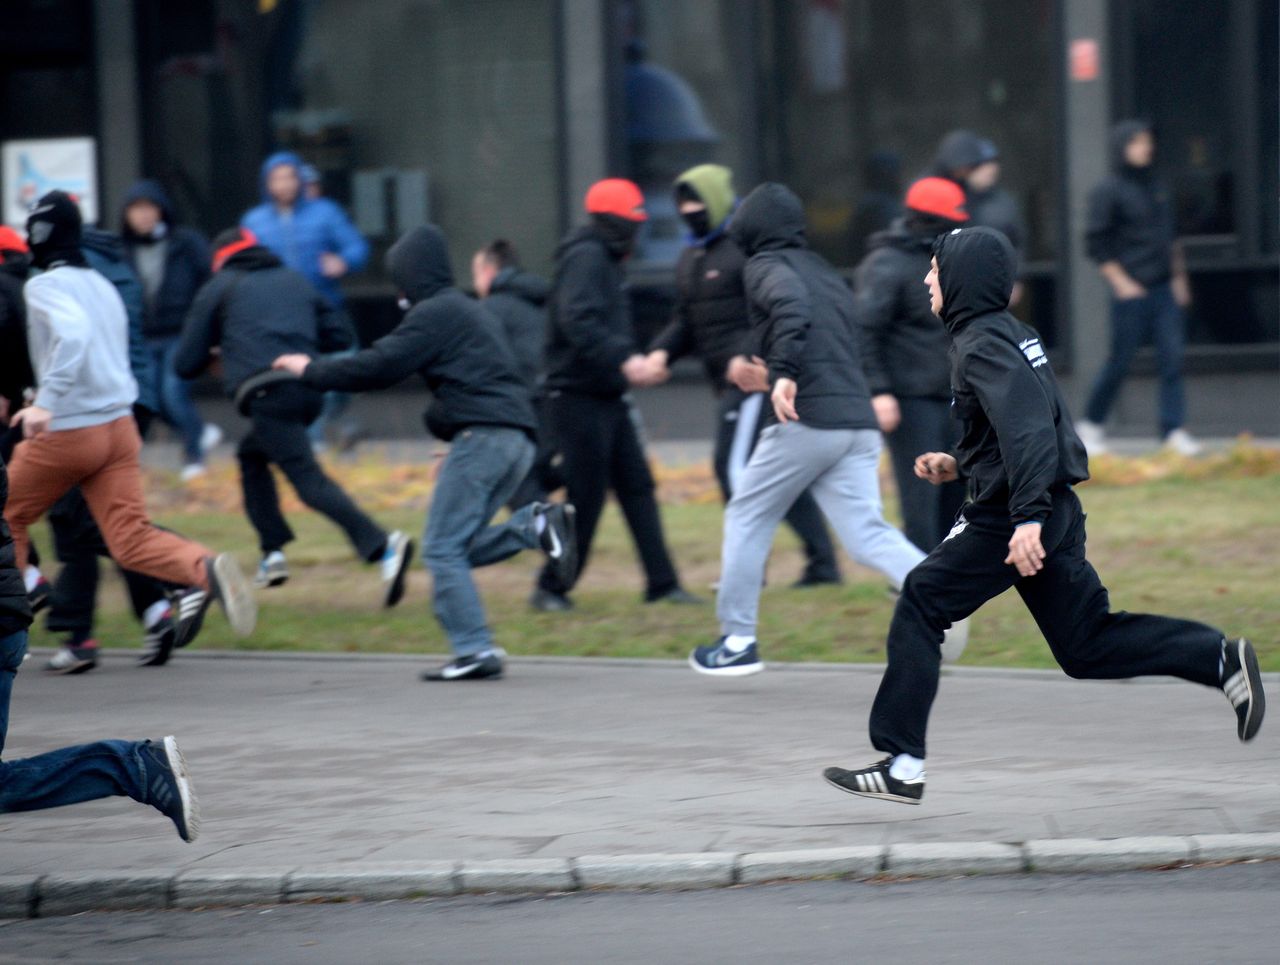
left=591, top=213, right=642, bottom=259
left=675, top=183, right=711, bottom=238
left=27, top=191, right=87, bottom=269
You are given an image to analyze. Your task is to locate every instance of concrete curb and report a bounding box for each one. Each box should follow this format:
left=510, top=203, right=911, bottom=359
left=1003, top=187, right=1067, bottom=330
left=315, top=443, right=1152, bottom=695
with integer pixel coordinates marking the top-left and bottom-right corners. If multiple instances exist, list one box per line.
left=6, top=834, right=1280, bottom=919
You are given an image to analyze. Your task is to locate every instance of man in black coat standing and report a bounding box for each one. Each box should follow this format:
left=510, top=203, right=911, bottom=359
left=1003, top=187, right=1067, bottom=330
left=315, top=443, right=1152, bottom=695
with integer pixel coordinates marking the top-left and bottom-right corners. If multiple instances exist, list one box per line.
left=531, top=179, right=697, bottom=612
left=824, top=227, right=1262, bottom=806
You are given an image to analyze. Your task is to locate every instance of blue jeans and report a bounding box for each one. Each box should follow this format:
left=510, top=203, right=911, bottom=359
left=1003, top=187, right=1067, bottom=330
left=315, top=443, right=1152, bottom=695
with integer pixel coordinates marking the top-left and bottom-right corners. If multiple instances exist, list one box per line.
left=0, top=630, right=150, bottom=812
left=148, top=336, right=206, bottom=463
left=1084, top=283, right=1187, bottom=437
left=424, top=427, right=538, bottom=656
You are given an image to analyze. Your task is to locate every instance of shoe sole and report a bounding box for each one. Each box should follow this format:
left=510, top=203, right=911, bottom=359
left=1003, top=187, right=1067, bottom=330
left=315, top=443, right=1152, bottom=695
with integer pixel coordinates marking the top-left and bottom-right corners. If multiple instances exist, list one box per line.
left=1236, top=638, right=1266, bottom=742
left=162, top=735, right=201, bottom=843
left=688, top=654, right=764, bottom=677
left=213, top=554, right=257, bottom=637
left=253, top=574, right=289, bottom=590
left=44, top=659, right=97, bottom=675
left=822, top=770, right=922, bottom=805
left=383, top=535, right=414, bottom=609
left=421, top=666, right=505, bottom=682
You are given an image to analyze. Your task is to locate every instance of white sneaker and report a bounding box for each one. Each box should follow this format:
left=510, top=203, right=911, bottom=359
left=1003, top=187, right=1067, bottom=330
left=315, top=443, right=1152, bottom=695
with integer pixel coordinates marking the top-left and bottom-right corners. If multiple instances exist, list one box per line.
left=200, top=423, right=224, bottom=453
left=180, top=463, right=207, bottom=483
left=1075, top=420, right=1109, bottom=456
left=1163, top=428, right=1203, bottom=457
left=941, top=616, right=970, bottom=664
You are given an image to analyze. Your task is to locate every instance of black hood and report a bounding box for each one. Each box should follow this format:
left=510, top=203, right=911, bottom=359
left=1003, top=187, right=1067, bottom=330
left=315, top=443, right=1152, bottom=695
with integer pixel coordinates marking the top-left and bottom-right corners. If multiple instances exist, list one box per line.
left=81, top=227, right=126, bottom=263
left=934, top=226, right=1016, bottom=333
left=1111, top=119, right=1154, bottom=174
left=490, top=267, right=550, bottom=306
left=121, top=179, right=174, bottom=240
left=221, top=245, right=283, bottom=272
left=933, top=130, right=999, bottom=178
left=869, top=215, right=951, bottom=255
left=728, top=183, right=807, bottom=257
left=387, top=225, right=455, bottom=305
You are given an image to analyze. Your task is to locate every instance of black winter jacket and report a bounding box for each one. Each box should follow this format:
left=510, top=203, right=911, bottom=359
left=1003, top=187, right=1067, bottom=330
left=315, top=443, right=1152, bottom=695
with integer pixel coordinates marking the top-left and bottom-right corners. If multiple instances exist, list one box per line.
left=303, top=225, right=536, bottom=442
left=728, top=183, right=877, bottom=431
left=0, top=455, right=34, bottom=638
left=484, top=268, right=550, bottom=394
left=938, top=227, right=1089, bottom=525
left=543, top=226, right=637, bottom=398
left=1084, top=120, right=1176, bottom=287
left=650, top=231, right=752, bottom=393
left=852, top=218, right=951, bottom=400
left=0, top=253, right=33, bottom=409
left=175, top=246, right=352, bottom=395
left=121, top=181, right=212, bottom=338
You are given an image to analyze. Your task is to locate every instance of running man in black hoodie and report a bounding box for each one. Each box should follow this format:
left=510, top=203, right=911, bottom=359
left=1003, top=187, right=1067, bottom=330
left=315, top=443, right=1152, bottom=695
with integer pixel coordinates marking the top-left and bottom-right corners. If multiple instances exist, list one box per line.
left=274, top=225, right=576, bottom=681
left=824, top=227, right=1263, bottom=805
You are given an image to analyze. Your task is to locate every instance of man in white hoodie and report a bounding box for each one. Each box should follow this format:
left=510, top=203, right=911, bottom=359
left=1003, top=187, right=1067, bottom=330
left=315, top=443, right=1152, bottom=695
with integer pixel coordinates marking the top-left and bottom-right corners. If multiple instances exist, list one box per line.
left=5, top=192, right=255, bottom=648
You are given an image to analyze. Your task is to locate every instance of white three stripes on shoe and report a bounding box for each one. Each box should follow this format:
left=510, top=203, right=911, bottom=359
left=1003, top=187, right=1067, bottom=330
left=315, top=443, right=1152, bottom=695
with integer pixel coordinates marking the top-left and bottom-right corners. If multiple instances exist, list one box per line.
left=855, top=771, right=888, bottom=794
left=1224, top=670, right=1251, bottom=707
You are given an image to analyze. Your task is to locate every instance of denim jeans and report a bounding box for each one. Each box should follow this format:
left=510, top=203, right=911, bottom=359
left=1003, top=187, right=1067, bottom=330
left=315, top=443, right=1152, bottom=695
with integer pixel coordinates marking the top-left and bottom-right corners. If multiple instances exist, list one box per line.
left=424, top=427, right=538, bottom=656
left=148, top=336, right=206, bottom=463
left=1084, top=283, right=1187, bottom=437
left=0, top=630, right=150, bottom=813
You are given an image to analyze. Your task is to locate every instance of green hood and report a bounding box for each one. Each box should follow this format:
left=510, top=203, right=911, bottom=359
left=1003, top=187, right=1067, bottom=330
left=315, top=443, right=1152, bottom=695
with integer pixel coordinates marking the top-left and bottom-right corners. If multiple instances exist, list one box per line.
left=674, top=164, right=736, bottom=232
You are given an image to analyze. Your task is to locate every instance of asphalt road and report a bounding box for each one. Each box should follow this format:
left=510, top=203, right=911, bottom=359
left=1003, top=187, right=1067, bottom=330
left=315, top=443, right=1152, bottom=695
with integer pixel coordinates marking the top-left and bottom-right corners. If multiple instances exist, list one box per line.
left=3, top=862, right=1275, bottom=965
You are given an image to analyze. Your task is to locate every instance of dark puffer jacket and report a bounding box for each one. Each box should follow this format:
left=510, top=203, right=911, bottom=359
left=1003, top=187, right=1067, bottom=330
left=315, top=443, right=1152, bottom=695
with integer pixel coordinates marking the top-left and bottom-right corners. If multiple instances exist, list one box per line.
left=0, top=251, right=33, bottom=410
left=484, top=267, right=550, bottom=394
left=939, top=227, right=1089, bottom=525
left=303, top=225, right=536, bottom=442
left=121, top=180, right=212, bottom=338
left=852, top=217, right=951, bottom=401
left=0, top=455, right=34, bottom=638
left=728, top=183, right=877, bottom=431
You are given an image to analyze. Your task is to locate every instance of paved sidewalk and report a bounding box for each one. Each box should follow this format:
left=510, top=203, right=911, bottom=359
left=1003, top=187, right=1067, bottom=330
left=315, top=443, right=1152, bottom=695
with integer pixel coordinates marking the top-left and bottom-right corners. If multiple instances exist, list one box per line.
left=4, top=651, right=1276, bottom=881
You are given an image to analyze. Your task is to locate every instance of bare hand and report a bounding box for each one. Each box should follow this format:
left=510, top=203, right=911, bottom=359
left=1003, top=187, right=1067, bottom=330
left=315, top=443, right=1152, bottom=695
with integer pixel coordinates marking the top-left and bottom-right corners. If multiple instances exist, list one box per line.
left=1171, top=274, right=1191, bottom=309
left=727, top=355, right=769, bottom=393
left=872, top=393, right=901, bottom=434
left=643, top=350, right=671, bottom=385
left=272, top=354, right=312, bottom=377
left=1111, top=275, right=1147, bottom=301
left=621, top=353, right=664, bottom=388
left=771, top=377, right=799, bottom=423
left=319, top=252, right=348, bottom=279
left=1005, top=522, right=1046, bottom=577
left=913, top=451, right=958, bottom=484
left=11, top=404, right=52, bottom=440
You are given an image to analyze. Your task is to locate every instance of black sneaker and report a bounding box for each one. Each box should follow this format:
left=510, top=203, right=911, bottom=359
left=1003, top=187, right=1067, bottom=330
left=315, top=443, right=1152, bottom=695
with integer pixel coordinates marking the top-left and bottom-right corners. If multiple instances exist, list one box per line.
left=139, top=735, right=200, bottom=843
left=530, top=588, right=574, bottom=612
left=823, top=757, right=925, bottom=805
left=1222, top=637, right=1265, bottom=742
left=138, top=608, right=177, bottom=667
left=421, top=649, right=506, bottom=681
left=173, top=553, right=257, bottom=648
left=380, top=531, right=414, bottom=608
left=689, top=637, right=763, bottom=677
left=535, top=503, right=577, bottom=588
left=648, top=586, right=704, bottom=606
left=44, top=641, right=99, bottom=675
left=27, top=576, right=51, bottom=614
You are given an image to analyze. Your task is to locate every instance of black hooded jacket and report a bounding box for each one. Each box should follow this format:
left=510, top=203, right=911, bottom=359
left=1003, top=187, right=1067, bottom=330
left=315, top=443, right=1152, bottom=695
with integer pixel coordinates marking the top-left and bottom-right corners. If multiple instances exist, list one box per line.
left=1084, top=120, right=1176, bottom=287
left=121, top=180, right=212, bottom=338
left=939, top=227, right=1089, bottom=525
left=932, top=131, right=1026, bottom=257
left=728, top=183, right=876, bottom=430
left=0, top=454, right=33, bottom=638
left=483, top=267, right=550, bottom=394
left=543, top=224, right=639, bottom=398
left=0, top=251, right=33, bottom=409
left=175, top=246, right=352, bottom=395
left=852, top=217, right=952, bottom=400
left=303, top=226, right=535, bottom=441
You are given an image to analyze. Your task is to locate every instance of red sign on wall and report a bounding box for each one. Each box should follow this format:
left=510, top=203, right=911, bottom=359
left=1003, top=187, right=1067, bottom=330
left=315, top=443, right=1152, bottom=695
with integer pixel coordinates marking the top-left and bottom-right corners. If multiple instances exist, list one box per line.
left=1070, top=38, right=1101, bottom=82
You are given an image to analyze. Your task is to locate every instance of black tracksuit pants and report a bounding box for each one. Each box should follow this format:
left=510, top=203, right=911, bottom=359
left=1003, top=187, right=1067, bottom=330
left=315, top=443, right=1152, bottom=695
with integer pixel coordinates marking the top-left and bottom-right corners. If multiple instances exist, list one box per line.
left=537, top=391, right=679, bottom=599
left=884, top=396, right=967, bottom=553
left=238, top=382, right=386, bottom=560
left=714, top=388, right=840, bottom=583
left=869, top=488, right=1223, bottom=759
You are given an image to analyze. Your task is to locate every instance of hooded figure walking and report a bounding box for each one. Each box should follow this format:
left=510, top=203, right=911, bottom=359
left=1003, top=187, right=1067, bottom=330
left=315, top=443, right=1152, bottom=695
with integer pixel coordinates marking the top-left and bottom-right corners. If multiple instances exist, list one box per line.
left=823, top=226, right=1263, bottom=805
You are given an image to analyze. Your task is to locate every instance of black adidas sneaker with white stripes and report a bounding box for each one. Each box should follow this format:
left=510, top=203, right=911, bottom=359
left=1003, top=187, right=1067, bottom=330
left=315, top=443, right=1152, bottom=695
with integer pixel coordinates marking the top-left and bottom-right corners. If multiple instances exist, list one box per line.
left=172, top=554, right=257, bottom=649
left=823, top=757, right=925, bottom=805
left=1222, top=637, right=1265, bottom=742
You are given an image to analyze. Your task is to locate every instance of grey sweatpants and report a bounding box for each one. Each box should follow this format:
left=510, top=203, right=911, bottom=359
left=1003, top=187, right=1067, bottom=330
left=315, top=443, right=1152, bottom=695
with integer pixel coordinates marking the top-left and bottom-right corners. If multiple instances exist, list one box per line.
left=718, top=422, right=925, bottom=637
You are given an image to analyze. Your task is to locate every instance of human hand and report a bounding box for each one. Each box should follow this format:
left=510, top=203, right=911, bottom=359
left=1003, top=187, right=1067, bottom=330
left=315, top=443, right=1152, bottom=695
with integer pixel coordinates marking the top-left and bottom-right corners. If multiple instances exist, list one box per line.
left=10, top=404, right=52, bottom=440
left=771, top=377, right=799, bottom=423
left=1111, top=275, right=1147, bottom=301
left=913, top=451, right=958, bottom=484
left=643, top=350, right=671, bottom=385
left=1171, top=274, right=1191, bottom=308
left=621, top=353, right=663, bottom=388
left=272, top=354, right=312, bottom=376
left=1005, top=522, right=1046, bottom=577
left=872, top=393, right=901, bottom=433
left=319, top=252, right=348, bottom=279
left=727, top=355, right=770, bottom=393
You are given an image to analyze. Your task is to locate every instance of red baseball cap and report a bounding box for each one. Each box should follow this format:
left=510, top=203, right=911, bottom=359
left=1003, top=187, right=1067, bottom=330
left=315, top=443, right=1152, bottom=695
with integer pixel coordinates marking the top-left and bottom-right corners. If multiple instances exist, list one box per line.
left=585, top=178, right=648, bottom=222
left=904, top=177, right=969, bottom=222
left=0, top=225, right=29, bottom=255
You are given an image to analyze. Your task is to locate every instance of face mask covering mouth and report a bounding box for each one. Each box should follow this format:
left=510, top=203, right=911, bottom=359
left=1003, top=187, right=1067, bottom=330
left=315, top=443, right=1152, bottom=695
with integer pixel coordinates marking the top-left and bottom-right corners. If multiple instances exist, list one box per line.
left=681, top=209, right=711, bottom=238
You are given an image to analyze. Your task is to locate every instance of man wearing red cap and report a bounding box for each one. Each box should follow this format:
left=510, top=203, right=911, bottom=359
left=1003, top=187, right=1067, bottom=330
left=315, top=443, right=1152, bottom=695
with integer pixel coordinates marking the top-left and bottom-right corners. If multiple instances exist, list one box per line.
left=853, top=177, right=969, bottom=559
left=532, top=178, right=698, bottom=611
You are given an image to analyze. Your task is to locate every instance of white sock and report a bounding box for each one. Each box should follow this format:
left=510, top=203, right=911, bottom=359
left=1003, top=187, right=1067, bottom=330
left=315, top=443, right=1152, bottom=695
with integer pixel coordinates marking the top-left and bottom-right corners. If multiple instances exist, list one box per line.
left=889, top=754, right=925, bottom=781
left=143, top=600, right=171, bottom=629
left=23, top=565, right=41, bottom=593
left=724, top=634, right=756, bottom=653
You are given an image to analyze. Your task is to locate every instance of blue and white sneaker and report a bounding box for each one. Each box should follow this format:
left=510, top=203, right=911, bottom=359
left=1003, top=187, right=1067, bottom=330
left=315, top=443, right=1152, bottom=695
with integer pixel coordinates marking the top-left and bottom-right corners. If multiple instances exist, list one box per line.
left=689, top=637, right=764, bottom=677
left=380, top=531, right=414, bottom=608
left=139, top=736, right=201, bottom=842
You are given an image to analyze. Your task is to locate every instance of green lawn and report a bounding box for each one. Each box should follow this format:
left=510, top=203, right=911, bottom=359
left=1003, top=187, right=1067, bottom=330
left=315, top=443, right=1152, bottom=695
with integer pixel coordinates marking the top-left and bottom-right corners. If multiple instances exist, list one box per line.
left=26, top=474, right=1280, bottom=670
